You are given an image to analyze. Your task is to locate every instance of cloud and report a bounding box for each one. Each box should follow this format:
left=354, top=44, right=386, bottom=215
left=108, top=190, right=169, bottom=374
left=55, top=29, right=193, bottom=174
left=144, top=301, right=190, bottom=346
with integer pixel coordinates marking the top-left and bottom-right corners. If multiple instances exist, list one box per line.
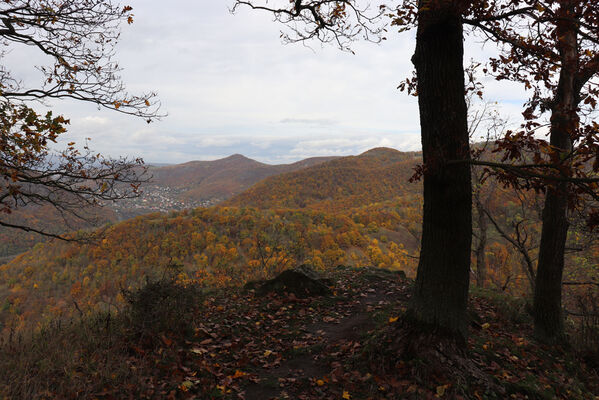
left=78, top=116, right=110, bottom=126
left=280, top=118, right=337, bottom=126
left=197, top=136, right=242, bottom=147
left=4, top=1, right=528, bottom=165
left=286, top=132, right=421, bottom=161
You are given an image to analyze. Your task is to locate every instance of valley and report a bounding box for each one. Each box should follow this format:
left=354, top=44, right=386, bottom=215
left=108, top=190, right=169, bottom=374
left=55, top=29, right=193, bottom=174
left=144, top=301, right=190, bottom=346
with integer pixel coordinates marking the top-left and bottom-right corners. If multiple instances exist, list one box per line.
left=0, top=154, right=337, bottom=260
left=1, top=147, right=598, bottom=399
left=1, top=147, right=597, bottom=340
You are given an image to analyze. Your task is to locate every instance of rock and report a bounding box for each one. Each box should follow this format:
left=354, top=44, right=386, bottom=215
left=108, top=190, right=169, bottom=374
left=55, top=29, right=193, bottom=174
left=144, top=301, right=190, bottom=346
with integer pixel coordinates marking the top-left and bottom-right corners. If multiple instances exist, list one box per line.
left=252, top=265, right=332, bottom=298
left=362, top=266, right=407, bottom=281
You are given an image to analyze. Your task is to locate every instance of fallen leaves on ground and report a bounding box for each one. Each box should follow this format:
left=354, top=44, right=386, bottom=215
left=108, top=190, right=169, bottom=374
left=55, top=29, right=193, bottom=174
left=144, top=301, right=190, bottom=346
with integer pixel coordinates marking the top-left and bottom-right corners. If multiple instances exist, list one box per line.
left=82, top=267, right=598, bottom=399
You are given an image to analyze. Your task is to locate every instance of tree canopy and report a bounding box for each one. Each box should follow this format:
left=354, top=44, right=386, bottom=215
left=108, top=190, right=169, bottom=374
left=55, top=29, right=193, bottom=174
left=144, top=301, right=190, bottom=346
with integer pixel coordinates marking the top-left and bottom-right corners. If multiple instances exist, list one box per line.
left=0, top=1, right=160, bottom=238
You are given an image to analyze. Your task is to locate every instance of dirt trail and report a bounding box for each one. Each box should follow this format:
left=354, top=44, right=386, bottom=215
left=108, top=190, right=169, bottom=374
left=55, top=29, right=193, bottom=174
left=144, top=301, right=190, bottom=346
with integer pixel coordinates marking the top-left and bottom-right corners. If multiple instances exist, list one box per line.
left=244, top=277, right=403, bottom=400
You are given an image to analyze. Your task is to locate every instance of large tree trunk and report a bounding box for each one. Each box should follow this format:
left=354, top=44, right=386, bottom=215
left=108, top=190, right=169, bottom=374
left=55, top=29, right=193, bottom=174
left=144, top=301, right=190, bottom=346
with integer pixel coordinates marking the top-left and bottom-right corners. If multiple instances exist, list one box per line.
left=408, top=2, right=472, bottom=343
left=533, top=2, right=577, bottom=342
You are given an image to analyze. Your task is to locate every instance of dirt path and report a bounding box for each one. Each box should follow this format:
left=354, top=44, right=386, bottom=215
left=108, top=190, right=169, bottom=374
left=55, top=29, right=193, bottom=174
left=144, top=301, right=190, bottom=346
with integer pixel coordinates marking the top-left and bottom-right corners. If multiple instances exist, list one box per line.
left=243, top=276, right=404, bottom=400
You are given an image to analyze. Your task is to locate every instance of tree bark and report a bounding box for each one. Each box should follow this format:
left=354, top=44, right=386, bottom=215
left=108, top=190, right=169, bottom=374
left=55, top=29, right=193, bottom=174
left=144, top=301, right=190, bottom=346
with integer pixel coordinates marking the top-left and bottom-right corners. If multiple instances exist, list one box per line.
left=474, top=194, right=488, bottom=287
left=408, top=1, right=472, bottom=343
left=533, top=1, right=577, bottom=342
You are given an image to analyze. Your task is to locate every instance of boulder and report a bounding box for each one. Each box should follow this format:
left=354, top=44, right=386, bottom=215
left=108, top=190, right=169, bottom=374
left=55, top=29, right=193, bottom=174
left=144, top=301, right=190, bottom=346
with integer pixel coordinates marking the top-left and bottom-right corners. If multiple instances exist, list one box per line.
left=249, top=264, right=332, bottom=298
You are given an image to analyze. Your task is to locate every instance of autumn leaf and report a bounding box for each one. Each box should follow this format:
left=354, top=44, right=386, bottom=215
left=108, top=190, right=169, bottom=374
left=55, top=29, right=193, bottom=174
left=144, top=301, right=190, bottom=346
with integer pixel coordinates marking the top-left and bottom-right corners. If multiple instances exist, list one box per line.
left=342, top=391, right=351, bottom=399
left=231, top=370, right=247, bottom=379
left=180, top=381, right=193, bottom=391
left=436, top=384, right=450, bottom=397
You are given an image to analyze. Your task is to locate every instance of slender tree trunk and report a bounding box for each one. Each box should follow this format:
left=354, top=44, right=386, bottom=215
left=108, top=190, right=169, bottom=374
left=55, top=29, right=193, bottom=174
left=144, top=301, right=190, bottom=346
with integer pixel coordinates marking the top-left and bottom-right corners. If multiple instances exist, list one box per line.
left=475, top=195, right=488, bottom=287
left=533, top=2, right=577, bottom=342
left=408, top=2, right=472, bottom=343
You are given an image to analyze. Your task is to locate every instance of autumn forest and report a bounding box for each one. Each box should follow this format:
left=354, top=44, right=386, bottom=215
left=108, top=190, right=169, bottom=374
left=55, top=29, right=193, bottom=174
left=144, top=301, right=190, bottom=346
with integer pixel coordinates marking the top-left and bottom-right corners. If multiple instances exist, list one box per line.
left=1, top=1, right=599, bottom=399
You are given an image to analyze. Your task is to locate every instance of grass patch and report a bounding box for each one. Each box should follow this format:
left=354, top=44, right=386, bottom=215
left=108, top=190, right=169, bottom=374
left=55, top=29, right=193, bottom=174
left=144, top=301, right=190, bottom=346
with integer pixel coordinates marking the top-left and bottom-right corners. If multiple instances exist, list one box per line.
left=470, top=286, right=532, bottom=325
left=0, top=312, right=135, bottom=399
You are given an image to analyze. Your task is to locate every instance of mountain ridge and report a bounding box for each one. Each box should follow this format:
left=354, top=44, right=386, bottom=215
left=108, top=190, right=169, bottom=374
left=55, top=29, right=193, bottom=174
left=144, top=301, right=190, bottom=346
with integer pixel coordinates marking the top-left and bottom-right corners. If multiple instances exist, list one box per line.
left=0, top=153, right=340, bottom=258
left=146, top=153, right=340, bottom=202
left=225, top=147, right=423, bottom=212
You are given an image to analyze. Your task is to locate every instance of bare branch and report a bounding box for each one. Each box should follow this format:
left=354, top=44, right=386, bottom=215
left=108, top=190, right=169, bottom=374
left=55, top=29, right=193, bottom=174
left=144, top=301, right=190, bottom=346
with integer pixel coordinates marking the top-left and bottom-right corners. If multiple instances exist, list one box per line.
left=232, top=0, right=385, bottom=52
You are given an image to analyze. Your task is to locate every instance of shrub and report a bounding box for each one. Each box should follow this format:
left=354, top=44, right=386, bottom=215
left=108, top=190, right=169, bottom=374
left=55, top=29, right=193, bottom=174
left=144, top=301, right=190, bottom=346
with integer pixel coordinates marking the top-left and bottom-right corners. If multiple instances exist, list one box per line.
left=121, top=270, right=203, bottom=343
left=0, top=313, right=134, bottom=399
left=570, top=289, right=599, bottom=369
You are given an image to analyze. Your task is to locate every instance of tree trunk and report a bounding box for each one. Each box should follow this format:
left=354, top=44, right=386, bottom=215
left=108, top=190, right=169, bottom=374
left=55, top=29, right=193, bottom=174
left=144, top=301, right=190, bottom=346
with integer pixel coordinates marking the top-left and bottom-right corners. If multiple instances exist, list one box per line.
left=474, top=195, right=488, bottom=288
left=533, top=2, right=577, bottom=342
left=534, top=187, right=570, bottom=341
left=408, top=2, right=472, bottom=344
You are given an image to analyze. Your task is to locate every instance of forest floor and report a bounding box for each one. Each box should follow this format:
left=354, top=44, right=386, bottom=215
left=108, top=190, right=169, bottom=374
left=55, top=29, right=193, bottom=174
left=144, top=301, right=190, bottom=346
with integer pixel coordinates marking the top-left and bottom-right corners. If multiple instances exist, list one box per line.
left=2, top=266, right=599, bottom=399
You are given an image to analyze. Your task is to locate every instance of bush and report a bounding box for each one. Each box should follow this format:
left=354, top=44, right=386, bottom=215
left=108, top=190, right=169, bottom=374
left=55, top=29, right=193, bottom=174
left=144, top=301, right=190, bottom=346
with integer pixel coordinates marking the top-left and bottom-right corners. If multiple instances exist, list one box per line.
left=0, top=313, right=134, bottom=399
left=121, top=273, right=203, bottom=343
left=0, top=265, right=205, bottom=399
left=570, top=289, right=599, bottom=369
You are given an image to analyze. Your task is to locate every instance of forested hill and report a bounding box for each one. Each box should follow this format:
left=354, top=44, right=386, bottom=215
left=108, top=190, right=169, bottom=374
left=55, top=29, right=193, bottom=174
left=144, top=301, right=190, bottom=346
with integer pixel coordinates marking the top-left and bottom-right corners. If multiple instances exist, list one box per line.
left=226, top=147, right=422, bottom=211
left=2, top=146, right=598, bottom=399
left=0, top=201, right=421, bottom=336
left=0, top=154, right=337, bottom=259
left=147, top=154, right=339, bottom=203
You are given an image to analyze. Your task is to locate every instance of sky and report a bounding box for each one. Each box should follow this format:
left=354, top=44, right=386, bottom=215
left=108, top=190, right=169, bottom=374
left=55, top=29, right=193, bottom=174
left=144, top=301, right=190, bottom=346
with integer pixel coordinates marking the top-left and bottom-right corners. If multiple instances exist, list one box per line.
left=5, top=1, right=530, bottom=165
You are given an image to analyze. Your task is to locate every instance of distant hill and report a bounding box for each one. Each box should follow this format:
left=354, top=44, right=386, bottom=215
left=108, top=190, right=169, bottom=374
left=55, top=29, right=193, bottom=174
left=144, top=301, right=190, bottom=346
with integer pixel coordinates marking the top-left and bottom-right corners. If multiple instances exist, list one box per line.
left=0, top=154, right=337, bottom=259
left=149, top=154, right=338, bottom=202
left=226, top=147, right=422, bottom=212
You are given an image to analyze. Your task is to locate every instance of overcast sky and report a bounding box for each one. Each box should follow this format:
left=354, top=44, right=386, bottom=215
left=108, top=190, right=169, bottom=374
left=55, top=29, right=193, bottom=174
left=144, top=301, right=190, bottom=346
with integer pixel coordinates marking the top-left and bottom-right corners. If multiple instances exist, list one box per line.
left=7, top=1, right=530, bottom=165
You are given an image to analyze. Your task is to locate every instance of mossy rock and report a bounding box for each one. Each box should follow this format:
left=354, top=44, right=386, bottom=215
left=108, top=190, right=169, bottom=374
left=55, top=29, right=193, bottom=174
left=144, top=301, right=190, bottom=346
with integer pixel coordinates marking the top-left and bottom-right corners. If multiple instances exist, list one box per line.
left=362, top=266, right=407, bottom=281
left=249, top=265, right=332, bottom=298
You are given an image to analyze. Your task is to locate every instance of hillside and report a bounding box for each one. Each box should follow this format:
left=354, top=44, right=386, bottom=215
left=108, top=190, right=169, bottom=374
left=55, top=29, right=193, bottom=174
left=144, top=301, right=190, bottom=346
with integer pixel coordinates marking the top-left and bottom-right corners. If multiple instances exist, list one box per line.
left=3, top=145, right=597, bottom=338
left=0, top=154, right=337, bottom=260
left=0, top=201, right=421, bottom=336
left=114, top=154, right=339, bottom=214
left=225, top=148, right=422, bottom=212
left=1, top=147, right=598, bottom=399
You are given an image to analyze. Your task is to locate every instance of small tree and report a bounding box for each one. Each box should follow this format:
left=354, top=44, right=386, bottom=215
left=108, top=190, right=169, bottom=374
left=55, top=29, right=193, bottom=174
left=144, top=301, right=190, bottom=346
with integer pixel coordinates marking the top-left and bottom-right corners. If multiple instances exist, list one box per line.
left=466, top=0, right=599, bottom=342
left=0, top=1, right=160, bottom=238
left=468, top=99, right=506, bottom=288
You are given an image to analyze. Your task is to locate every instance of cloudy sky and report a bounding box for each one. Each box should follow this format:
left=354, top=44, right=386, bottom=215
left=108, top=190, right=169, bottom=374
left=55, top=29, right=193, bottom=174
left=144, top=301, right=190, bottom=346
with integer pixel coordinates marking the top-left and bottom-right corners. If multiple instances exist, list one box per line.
left=7, top=1, right=530, bottom=165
